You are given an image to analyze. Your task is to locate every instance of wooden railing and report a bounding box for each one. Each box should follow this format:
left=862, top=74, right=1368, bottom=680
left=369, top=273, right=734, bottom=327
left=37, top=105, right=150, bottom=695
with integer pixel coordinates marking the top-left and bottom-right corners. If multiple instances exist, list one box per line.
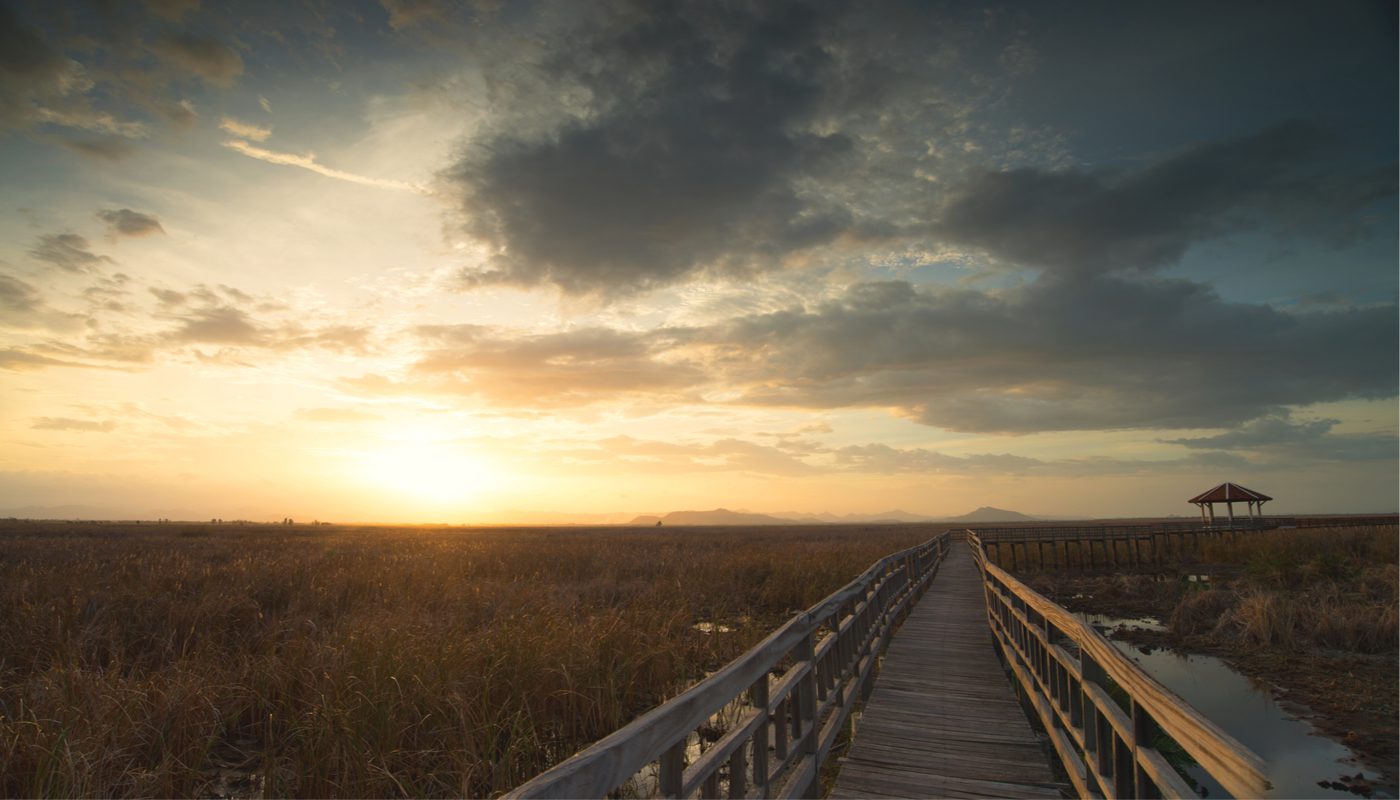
left=966, top=531, right=1269, bottom=799
left=507, top=533, right=951, bottom=799
left=973, top=513, right=1399, bottom=542
left=1295, top=514, right=1399, bottom=528
left=972, top=519, right=1282, bottom=543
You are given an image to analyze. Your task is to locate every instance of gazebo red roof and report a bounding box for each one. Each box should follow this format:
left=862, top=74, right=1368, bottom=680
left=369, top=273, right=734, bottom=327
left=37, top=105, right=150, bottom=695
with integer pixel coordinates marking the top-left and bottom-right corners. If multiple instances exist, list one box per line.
left=1188, top=482, right=1272, bottom=504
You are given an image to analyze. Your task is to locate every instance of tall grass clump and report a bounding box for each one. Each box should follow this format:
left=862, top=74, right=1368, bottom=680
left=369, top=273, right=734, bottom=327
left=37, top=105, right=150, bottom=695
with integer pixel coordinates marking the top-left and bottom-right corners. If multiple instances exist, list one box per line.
left=0, top=522, right=932, bottom=798
left=1183, top=525, right=1398, bottom=654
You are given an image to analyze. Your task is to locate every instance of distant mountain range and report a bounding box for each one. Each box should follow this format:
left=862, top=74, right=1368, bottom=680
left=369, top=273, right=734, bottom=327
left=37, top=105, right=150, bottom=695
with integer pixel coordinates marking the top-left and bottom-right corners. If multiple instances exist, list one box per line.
left=628, top=506, right=1042, bottom=526
left=629, top=509, right=793, bottom=526
left=4, top=504, right=1043, bottom=526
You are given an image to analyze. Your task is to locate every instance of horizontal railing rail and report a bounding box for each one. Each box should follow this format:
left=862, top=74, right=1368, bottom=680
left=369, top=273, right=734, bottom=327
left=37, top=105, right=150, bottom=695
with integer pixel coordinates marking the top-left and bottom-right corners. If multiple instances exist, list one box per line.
left=966, top=531, right=1268, bottom=799
left=972, top=519, right=1283, bottom=543
left=507, top=532, right=951, bottom=799
left=1294, top=514, right=1399, bottom=528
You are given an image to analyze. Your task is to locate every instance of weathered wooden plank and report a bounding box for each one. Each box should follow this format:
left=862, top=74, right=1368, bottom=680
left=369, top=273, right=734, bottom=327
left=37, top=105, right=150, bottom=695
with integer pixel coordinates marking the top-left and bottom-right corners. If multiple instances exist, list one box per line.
left=832, top=546, right=1065, bottom=799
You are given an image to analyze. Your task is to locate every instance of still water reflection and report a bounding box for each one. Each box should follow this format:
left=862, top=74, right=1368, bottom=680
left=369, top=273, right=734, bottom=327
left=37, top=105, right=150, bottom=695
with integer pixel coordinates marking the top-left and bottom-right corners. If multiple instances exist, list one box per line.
left=1078, top=613, right=1395, bottom=799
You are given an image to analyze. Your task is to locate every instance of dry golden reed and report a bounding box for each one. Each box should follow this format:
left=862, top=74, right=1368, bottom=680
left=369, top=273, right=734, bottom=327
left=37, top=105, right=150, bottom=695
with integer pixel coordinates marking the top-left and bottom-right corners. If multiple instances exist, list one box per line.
left=1028, top=525, right=1398, bottom=655
left=0, top=522, right=931, bottom=798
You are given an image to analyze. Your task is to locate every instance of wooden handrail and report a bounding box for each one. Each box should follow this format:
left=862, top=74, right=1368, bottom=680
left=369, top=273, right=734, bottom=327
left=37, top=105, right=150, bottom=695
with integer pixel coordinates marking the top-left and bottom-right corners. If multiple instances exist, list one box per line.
left=973, top=518, right=1285, bottom=543
left=965, top=531, right=1269, bottom=799
left=507, top=532, right=951, bottom=799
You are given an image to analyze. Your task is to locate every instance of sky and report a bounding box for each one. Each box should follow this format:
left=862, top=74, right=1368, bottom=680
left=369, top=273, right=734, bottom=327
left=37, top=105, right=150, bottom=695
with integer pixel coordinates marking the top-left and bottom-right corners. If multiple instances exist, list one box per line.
left=0, top=0, right=1396, bottom=522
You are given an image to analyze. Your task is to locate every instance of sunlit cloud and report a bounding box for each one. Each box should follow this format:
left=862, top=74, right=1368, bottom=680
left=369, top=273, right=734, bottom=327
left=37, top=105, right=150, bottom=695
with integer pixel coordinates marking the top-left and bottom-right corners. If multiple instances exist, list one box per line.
left=218, top=115, right=271, bottom=141
left=222, top=139, right=427, bottom=193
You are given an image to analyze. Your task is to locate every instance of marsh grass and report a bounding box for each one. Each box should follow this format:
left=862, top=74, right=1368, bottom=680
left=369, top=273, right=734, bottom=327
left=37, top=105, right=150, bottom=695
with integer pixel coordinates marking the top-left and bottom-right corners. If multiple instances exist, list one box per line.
left=1026, top=525, right=1398, bottom=654
left=0, top=522, right=930, bottom=798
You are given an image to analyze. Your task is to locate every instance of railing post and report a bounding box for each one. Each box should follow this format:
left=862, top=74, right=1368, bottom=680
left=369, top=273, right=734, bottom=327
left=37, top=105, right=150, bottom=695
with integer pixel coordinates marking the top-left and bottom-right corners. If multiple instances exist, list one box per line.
left=1133, top=700, right=1163, bottom=799
left=1081, top=652, right=1107, bottom=782
left=660, top=740, right=685, bottom=798
left=751, top=675, right=771, bottom=798
left=798, top=628, right=819, bottom=797
left=727, top=743, right=747, bottom=799
left=859, top=596, right=877, bottom=701
left=774, top=695, right=789, bottom=764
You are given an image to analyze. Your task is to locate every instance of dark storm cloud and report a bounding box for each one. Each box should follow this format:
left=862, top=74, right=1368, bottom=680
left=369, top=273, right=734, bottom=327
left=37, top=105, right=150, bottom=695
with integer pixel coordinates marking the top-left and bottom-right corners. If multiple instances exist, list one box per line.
left=1166, top=413, right=1337, bottom=450
left=1164, top=412, right=1396, bottom=462
left=29, top=233, right=111, bottom=272
left=353, top=274, right=1395, bottom=433
left=935, top=121, right=1398, bottom=275
left=0, top=2, right=69, bottom=81
left=98, top=208, right=165, bottom=238
left=142, top=0, right=201, bottom=22
left=0, top=4, right=100, bottom=132
left=448, top=0, right=863, bottom=296
left=444, top=2, right=1394, bottom=298
left=0, top=4, right=156, bottom=138
left=710, top=277, right=1397, bottom=432
left=148, top=33, right=244, bottom=88
left=378, top=0, right=451, bottom=30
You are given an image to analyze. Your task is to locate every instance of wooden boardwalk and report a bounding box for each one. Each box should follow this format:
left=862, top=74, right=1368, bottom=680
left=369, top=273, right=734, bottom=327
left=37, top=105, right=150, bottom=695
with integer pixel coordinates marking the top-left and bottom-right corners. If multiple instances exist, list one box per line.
left=831, top=545, right=1065, bottom=799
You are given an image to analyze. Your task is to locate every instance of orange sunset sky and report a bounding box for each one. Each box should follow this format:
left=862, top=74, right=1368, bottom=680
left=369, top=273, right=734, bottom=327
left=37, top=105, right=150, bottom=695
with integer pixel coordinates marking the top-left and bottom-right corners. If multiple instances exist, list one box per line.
left=1, top=1, right=1396, bottom=522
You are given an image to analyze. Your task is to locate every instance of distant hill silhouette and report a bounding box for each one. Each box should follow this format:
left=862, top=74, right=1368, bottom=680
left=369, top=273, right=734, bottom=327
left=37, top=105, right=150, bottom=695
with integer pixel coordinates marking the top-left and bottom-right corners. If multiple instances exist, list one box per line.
left=946, top=506, right=1040, bottom=523
left=628, top=507, right=1042, bottom=525
left=774, top=509, right=937, bottom=523
left=629, top=508, right=792, bottom=526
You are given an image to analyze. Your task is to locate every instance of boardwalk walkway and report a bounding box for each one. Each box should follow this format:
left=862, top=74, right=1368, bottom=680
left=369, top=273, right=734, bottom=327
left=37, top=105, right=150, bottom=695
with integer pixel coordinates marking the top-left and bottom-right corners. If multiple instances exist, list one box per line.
left=831, top=545, right=1065, bottom=799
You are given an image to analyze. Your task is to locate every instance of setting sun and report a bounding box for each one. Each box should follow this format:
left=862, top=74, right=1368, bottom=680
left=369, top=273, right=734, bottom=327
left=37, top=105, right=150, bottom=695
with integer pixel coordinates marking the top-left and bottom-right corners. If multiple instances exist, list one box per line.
left=352, top=433, right=502, bottom=508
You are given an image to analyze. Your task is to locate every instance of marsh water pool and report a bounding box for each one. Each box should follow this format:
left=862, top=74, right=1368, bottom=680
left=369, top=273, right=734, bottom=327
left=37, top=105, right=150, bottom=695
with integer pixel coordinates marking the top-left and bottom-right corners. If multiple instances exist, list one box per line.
left=1080, top=613, right=1396, bottom=799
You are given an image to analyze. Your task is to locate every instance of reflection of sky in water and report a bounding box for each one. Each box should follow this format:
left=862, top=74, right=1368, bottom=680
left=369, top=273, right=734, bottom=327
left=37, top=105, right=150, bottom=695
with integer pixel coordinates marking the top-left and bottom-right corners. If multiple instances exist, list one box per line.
left=1079, top=613, right=1395, bottom=799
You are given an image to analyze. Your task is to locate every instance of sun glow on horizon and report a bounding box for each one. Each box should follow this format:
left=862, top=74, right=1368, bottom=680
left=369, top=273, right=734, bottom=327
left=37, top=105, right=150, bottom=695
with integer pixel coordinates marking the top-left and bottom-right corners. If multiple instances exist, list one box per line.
left=351, top=428, right=504, bottom=508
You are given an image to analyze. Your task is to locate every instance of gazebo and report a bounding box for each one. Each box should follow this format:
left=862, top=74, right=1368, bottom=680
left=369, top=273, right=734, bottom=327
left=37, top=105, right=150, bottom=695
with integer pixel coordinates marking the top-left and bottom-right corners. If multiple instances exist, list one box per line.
left=1188, top=482, right=1272, bottom=526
